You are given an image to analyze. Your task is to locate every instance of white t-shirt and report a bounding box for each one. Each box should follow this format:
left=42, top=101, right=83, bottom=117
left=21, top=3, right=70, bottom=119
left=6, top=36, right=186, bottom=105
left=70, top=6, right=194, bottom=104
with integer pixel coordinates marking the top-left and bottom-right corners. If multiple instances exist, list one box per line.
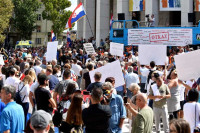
left=0, top=73, right=6, bottom=85
left=5, top=76, right=20, bottom=89
left=17, top=82, right=30, bottom=103
left=30, top=82, right=49, bottom=93
left=33, top=65, right=42, bottom=76
left=184, top=102, right=200, bottom=133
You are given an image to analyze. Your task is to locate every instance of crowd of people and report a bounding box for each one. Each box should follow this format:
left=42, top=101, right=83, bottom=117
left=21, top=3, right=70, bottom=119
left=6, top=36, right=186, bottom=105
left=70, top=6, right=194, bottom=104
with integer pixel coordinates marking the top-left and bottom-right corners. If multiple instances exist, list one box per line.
left=0, top=37, right=199, bottom=133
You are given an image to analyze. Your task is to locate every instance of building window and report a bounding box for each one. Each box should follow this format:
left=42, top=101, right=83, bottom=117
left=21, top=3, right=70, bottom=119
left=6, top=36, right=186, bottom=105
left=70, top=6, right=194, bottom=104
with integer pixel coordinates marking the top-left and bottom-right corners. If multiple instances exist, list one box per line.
left=36, top=26, right=41, bottom=32
left=35, top=38, right=41, bottom=44
left=37, top=14, right=42, bottom=21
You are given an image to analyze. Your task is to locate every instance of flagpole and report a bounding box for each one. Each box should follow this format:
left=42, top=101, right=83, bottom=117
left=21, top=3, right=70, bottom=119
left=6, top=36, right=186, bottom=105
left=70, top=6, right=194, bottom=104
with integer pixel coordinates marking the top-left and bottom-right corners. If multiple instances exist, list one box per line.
left=85, top=15, right=94, bottom=37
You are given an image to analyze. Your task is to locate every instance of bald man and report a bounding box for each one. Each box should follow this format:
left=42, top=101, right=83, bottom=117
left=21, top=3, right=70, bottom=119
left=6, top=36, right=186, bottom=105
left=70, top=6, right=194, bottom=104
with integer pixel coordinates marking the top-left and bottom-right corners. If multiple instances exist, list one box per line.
left=126, top=93, right=153, bottom=133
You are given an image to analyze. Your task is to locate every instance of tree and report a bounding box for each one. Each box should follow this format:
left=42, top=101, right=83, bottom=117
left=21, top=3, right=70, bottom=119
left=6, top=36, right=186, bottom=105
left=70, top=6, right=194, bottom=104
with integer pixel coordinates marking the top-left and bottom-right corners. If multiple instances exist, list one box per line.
left=0, top=0, right=13, bottom=44
left=12, top=0, right=41, bottom=40
left=41, top=0, right=72, bottom=37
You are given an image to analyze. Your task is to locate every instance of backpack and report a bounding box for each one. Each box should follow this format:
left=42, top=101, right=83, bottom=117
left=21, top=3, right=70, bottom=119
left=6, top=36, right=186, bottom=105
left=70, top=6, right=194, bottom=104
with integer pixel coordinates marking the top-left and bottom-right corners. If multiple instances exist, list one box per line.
left=15, top=83, right=25, bottom=105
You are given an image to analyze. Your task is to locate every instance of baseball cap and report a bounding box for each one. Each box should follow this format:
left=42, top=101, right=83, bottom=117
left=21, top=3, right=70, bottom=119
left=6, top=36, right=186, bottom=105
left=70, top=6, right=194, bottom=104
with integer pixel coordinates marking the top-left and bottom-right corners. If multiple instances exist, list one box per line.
left=31, top=110, right=52, bottom=130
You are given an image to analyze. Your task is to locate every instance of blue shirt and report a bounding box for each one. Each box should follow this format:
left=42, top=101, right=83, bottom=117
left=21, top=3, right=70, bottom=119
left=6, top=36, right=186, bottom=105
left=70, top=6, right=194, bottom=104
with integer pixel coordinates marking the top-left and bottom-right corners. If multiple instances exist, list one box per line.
left=0, top=99, right=5, bottom=116
left=109, top=94, right=126, bottom=133
left=125, top=72, right=139, bottom=88
left=0, top=101, right=24, bottom=133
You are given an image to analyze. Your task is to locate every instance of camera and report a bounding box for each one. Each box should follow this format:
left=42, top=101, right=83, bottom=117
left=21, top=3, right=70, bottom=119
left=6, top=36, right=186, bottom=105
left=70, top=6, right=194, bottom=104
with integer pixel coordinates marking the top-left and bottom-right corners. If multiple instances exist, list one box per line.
left=145, top=14, right=150, bottom=18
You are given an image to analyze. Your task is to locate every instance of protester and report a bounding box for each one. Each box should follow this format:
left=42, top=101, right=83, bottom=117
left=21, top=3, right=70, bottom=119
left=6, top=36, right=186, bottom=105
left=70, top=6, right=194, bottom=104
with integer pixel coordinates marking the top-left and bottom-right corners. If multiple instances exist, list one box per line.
left=169, top=119, right=191, bottom=133
left=87, top=72, right=103, bottom=92
left=53, top=69, right=79, bottom=103
left=167, top=69, right=181, bottom=120
left=0, top=85, right=25, bottom=133
left=125, top=66, right=139, bottom=98
left=30, top=110, right=52, bottom=133
left=126, top=93, right=153, bottom=133
left=102, top=82, right=126, bottom=133
left=34, top=73, right=56, bottom=115
left=17, top=75, right=33, bottom=124
left=148, top=76, right=171, bottom=133
left=82, top=87, right=111, bottom=133
left=183, top=89, right=200, bottom=133
left=59, top=93, right=83, bottom=132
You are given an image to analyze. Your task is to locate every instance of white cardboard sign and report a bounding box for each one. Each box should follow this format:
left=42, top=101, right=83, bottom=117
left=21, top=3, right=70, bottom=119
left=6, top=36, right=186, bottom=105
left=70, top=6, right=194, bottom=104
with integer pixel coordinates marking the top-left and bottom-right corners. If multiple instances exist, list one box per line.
left=46, top=41, right=58, bottom=62
left=138, top=45, right=167, bottom=65
left=174, top=49, right=200, bottom=81
left=89, top=60, right=125, bottom=88
left=128, top=28, right=192, bottom=46
left=83, top=43, right=95, bottom=55
left=110, top=42, right=124, bottom=57
left=0, top=55, right=4, bottom=65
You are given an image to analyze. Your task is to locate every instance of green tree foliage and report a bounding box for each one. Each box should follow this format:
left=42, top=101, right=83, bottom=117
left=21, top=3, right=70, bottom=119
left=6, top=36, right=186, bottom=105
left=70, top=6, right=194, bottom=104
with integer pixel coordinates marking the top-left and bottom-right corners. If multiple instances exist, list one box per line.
left=0, top=0, right=13, bottom=44
left=41, top=0, right=72, bottom=36
left=12, top=0, right=41, bottom=40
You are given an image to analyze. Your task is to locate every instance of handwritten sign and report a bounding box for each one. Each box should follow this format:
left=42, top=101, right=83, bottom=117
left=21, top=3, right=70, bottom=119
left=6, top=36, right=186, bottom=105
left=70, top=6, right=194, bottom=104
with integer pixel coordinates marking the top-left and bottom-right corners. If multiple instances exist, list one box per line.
left=110, top=42, right=124, bottom=57
left=83, top=43, right=95, bottom=55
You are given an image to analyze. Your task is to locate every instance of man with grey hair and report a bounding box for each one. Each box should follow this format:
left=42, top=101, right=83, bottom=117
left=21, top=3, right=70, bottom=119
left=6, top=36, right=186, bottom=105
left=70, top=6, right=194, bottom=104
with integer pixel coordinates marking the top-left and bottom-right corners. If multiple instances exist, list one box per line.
left=125, top=66, right=139, bottom=98
left=30, top=110, right=52, bottom=133
left=0, top=85, right=25, bottom=133
left=102, top=82, right=126, bottom=133
left=33, top=59, right=42, bottom=76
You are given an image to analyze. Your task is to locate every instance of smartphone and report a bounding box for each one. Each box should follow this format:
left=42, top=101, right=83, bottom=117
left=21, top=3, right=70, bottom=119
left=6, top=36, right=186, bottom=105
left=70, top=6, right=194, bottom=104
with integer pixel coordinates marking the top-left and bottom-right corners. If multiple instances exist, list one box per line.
left=123, top=96, right=128, bottom=104
left=83, top=91, right=90, bottom=95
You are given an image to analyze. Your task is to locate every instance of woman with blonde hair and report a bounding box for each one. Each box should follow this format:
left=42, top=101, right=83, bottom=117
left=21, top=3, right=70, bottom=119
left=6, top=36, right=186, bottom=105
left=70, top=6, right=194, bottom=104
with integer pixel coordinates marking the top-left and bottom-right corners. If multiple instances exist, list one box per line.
left=28, top=69, right=37, bottom=83
left=59, top=93, right=83, bottom=133
left=17, top=75, right=33, bottom=124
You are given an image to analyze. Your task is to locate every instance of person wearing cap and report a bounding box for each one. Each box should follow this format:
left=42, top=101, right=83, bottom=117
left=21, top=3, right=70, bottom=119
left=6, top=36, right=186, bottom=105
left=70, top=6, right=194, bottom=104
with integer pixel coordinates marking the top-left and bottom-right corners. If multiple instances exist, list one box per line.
left=0, top=85, right=25, bottom=133
left=102, top=82, right=126, bottom=133
left=34, top=73, right=56, bottom=115
left=30, top=110, right=52, bottom=133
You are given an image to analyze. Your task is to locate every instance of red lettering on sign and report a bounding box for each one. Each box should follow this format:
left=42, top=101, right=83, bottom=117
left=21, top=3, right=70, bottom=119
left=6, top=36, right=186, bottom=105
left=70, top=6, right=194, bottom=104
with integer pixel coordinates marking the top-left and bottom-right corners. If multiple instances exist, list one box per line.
left=149, top=32, right=169, bottom=42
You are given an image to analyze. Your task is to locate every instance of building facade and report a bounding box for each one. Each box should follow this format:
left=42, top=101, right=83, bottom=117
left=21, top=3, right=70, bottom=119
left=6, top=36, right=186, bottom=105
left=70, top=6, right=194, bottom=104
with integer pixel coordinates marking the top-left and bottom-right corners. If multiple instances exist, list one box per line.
left=77, top=0, right=200, bottom=46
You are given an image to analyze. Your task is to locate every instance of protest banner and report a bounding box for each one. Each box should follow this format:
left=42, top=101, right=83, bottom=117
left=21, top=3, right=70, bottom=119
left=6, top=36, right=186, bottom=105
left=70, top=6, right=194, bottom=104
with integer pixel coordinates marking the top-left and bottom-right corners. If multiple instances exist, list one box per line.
left=110, top=42, right=124, bottom=57
left=174, top=49, right=200, bottom=81
left=128, top=28, right=192, bottom=46
left=89, top=60, right=125, bottom=88
left=83, top=43, right=95, bottom=55
left=46, top=41, right=58, bottom=62
left=138, top=45, right=167, bottom=65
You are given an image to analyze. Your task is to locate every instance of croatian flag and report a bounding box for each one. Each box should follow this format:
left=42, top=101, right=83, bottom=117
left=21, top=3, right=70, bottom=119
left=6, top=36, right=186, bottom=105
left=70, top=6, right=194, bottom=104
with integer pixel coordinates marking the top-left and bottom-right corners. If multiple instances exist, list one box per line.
left=65, top=2, right=86, bottom=29
left=51, top=30, right=56, bottom=42
left=110, top=14, right=113, bottom=30
left=66, top=32, right=71, bottom=48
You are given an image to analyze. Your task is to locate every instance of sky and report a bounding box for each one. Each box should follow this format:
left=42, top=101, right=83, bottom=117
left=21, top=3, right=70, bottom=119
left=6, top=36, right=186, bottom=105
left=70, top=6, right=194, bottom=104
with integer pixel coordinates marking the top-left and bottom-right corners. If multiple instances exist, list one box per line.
left=64, top=0, right=78, bottom=31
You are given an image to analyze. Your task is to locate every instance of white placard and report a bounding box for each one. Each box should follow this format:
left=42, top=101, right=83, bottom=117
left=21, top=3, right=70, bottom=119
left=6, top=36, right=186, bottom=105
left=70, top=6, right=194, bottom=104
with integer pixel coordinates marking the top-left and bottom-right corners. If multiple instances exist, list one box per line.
left=110, top=42, right=124, bottom=57
left=46, top=41, right=58, bottom=62
left=0, top=55, right=4, bottom=65
left=174, top=49, right=200, bottom=81
left=138, top=45, right=167, bottom=65
left=151, top=84, right=161, bottom=101
left=89, top=60, right=125, bottom=88
left=128, top=28, right=192, bottom=46
left=160, top=0, right=181, bottom=11
left=83, top=43, right=95, bottom=55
